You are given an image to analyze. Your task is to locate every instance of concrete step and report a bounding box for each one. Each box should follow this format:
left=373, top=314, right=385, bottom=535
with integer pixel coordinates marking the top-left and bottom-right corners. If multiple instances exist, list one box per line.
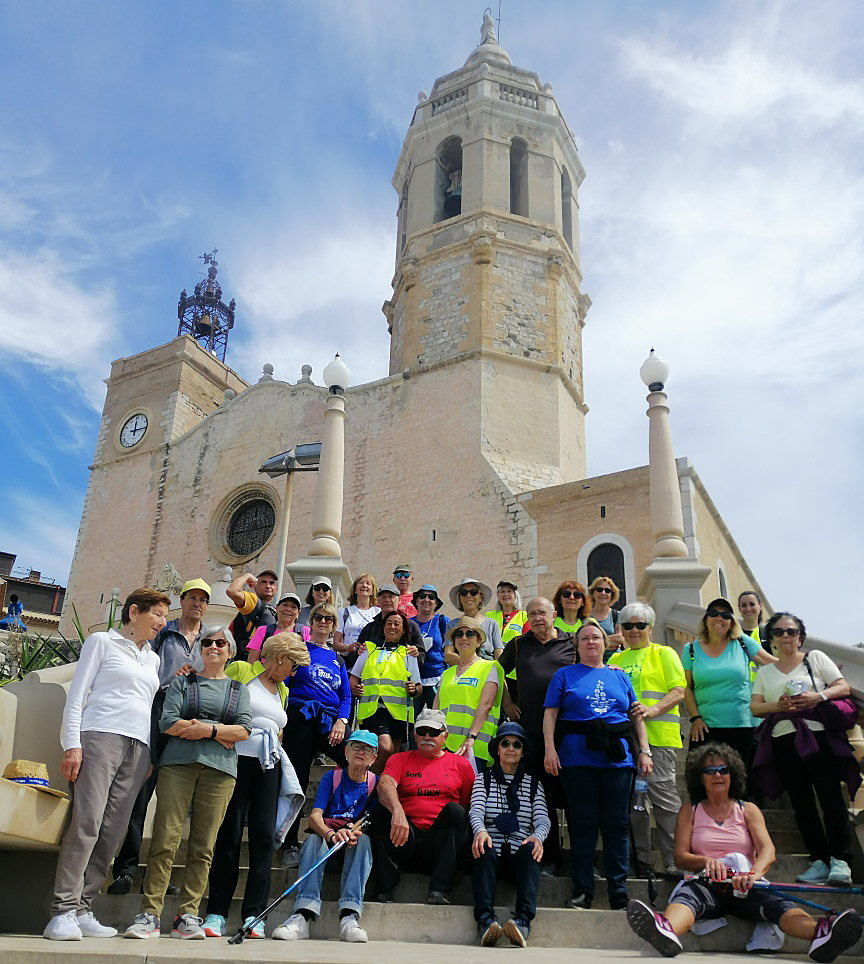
left=85, top=896, right=864, bottom=955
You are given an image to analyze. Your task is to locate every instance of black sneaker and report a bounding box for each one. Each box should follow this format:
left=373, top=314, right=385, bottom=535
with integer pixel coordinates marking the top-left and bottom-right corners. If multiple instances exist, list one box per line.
left=107, top=874, right=133, bottom=895
left=809, top=910, right=863, bottom=963
left=372, top=891, right=393, bottom=903
left=610, top=892, right=629, bottom=910
left=478, top=917, right=502, bottom=947
left=565, top=892, right=592, bottom=909
left=427, top=891, right=451, bottom=905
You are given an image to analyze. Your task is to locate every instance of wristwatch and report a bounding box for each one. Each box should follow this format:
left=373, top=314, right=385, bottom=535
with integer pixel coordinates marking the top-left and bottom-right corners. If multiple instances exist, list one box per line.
left=337, top=717, right=349, bottom=725
left=639, top=747, right=652, bottom=757
left=819, top=692, right=828, bottom=702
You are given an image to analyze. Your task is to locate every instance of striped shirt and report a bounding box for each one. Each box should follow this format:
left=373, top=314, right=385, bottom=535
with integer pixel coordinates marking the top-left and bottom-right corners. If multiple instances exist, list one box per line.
left=469, top=769, right=550, bottom=856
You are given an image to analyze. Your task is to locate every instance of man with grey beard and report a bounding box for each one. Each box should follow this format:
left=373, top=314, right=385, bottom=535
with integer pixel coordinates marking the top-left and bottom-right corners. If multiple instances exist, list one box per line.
left=370, top=708, right=475, bottom=905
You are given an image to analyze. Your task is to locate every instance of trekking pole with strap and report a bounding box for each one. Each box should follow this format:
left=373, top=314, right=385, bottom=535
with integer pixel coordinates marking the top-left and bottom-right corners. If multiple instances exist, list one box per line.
left=227, top=812, right=371, bottom=945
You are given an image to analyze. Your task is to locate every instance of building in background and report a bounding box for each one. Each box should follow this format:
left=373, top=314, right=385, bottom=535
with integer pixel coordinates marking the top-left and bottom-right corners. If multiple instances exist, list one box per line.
left=0, top=552, right=66, bottom=634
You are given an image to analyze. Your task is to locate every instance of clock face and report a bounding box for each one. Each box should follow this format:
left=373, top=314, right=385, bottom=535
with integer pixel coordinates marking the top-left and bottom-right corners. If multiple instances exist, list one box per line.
left=120, top=413, right=149, bottom=448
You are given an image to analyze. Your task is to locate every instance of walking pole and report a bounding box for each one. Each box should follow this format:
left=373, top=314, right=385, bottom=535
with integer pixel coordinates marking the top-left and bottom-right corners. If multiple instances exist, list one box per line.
left=228, top=813, right=370, bottom=945
left=655, top=870, right=864, bottom=898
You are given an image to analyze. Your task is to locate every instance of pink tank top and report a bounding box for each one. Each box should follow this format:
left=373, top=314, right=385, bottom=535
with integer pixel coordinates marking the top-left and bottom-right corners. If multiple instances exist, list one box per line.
left=690, top=801, right=754, bottom=861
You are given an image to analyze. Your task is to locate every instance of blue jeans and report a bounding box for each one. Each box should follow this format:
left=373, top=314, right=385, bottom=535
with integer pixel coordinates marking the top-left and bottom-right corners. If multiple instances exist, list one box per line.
left=560, top=765, right=633, bottom=900
left=293, top=832, right=372, bottom=919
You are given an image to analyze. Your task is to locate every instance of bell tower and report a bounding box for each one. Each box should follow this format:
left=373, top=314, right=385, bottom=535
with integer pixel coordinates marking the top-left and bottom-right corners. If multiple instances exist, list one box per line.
left=385, top=14, right=591, bottom=491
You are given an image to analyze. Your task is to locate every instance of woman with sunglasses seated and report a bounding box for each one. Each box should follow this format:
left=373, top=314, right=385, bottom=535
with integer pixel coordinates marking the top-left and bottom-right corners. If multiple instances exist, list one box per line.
left=627, top=742, right=862, bottom=962
left=751, top=612, right=858, bottom=887
left=470, top=722, right=550, bottom=948
left=435, top=616, right=505, bottom=768
left=280, top=602, right=352, bottom=867
left=608, top=602, right=686, bottom=876
left=682, top=597, right=775, bottom=763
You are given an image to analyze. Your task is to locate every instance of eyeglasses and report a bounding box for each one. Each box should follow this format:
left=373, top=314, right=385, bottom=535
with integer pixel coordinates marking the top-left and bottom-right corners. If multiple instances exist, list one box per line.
left=594, top=586, right=612, bottom=594
left=416, top=592, right=437, bottom=601
left=453, top=629, right=479, bottom=639
left=312, top=584, right=330, bottom=592
left=415, top=727, right=442, bottom=737
left=561, top=590, right=583, bottom=599
left=203, top=638, right=227, bottom=648
left=706, top=609, right=733, bottom=620
left=347, top=742, right=376, bottom=754
left=394, top=571, right=410, bottom=579
left=621, top=622, right=649, bottom=631
left=771, top=627, right=800, bottom=638
left=459, top=588, right=480, bottom=597
left=499, top=739, right=523, bottom=749
left=703, top=765, right=730, bottom=775
left=312, top=613, right=335, bottom=623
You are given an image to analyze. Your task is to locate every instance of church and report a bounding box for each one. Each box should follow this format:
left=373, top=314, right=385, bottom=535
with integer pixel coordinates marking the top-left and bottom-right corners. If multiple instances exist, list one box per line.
left=61, top=17, right=764, bottom=636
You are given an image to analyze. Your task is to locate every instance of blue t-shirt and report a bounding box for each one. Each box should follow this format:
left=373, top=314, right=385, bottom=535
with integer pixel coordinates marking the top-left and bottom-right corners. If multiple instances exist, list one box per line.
left=681, top=636, right=760, bottom=729
left=411, top=614, right=447, bottom=680
left=313, top=768, right=378, bottom=820
left=287, top=643, right=351, bottom=720
left=544, top=664, right=637, bottom=768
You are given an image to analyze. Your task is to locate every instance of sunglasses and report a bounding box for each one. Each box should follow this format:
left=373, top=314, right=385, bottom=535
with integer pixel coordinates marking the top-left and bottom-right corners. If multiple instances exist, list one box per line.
left=771, top=627, right=800, bottom=638
left=621, top=622, right=648, bottom=631
left=312, top=613, right=335, bottom=623
left=416, top=592, right=437, bottom=601
left=453, top=629, right=478, bottom=639
left=312, top=584, right=330, bottom=592
left=203, top=638, right=227, bottom=648
left=594, top=586, right=612, bottom=594
left=706, top=609, right=733, bottom=620
left=499, top=739, right=523, bottom=749
left=394, top=571, right=410, bottom=579
left=415, top=727, right=443, bottom=737
left=459, top=588, right=480, bottom=597
left=561, top=590, right=583, bottom=599
left=703, top=765, right=730, bottom=775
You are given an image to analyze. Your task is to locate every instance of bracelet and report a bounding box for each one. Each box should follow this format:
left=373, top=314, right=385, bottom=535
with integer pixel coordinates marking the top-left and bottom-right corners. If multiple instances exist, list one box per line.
left=466, top=734, right=477, bottom=741
left=689, top=715, right=702, bottom=723
left=326, top=830, right=336, bottom=842
left=211, top=724, right=217, bottom=739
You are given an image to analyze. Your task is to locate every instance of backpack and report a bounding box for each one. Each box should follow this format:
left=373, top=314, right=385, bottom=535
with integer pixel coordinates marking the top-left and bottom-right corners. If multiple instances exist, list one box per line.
left=183, top=672, right=243, bottom=723
left=482, top=767, right=539, bottom=803
left=688, top=636, right=753, bottom=665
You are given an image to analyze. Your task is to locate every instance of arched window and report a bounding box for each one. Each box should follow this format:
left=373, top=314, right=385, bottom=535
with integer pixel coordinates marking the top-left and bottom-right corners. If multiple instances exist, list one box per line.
left=434, top=136, right=463, bottom=223
left=397, top=180, right=409, bottom=254
left=510, top=138, right=529, bottom=216
left=718, top=565, right=728, bottom=600
left=587, top=543, right=627, bottom=608
left=561, top=166, right=573, bottom=250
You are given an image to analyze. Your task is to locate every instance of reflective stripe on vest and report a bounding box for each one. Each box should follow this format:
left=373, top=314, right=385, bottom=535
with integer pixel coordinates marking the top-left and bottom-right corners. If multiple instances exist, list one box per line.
left=357, top=643, right=413, bottom=723
left=608, top=643, right=684, bottom=748
left=438, top=660, right=504, bottom=763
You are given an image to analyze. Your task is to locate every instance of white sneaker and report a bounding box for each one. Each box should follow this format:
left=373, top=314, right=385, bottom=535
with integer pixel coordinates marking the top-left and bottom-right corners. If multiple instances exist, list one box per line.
left=797, top=860, right=830, bottom=884
left=76, top=911, right=118, bottom=938
left=171, top=914, right=205, bottom=939
left=43, top=911, right=82, bottom=941
left=125, top=913, right=161, bottom=939
left=827, top=858, right=852, bottom=885
left=272, top=913, right=309, bottom=941
left=340, top=913, right=368, bottom=943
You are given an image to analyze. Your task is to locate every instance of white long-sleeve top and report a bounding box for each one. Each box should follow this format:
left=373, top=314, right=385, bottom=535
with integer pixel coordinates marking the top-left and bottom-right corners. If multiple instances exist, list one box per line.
left=61, top=629, right=160, bottom=750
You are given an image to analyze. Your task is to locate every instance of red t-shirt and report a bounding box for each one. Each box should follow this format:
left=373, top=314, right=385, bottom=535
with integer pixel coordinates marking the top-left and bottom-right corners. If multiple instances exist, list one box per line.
left=383, top=749, right=475, bottom=829
left=398, top=594, right=418, bottom=618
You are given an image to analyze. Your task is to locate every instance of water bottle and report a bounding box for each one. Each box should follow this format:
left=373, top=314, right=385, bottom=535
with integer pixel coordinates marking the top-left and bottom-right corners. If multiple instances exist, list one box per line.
left=632, top=778, right=648, bottom=812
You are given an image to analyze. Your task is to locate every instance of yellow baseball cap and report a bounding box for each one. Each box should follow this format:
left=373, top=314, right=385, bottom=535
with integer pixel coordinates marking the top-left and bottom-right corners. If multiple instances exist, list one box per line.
left=180, top=578, right=211, bottom=599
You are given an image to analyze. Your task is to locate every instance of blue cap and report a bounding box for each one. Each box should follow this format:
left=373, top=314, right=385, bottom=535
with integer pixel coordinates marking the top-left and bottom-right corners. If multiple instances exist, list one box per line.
left=412, top=584, right=443, bottom=611
left=489, top=722, right=532, bottom=758
left=345, top=729, right=378, bottom=750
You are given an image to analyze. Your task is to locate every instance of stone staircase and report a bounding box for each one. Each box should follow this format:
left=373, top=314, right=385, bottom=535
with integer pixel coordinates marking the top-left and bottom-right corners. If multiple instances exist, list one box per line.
left=6, top=755, right=864, bottom=961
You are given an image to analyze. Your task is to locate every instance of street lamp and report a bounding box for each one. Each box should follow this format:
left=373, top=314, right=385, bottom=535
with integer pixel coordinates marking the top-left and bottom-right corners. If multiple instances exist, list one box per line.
left=640, top=349, right=688, bottom=559
left=259, top=443, right=322, bottom=598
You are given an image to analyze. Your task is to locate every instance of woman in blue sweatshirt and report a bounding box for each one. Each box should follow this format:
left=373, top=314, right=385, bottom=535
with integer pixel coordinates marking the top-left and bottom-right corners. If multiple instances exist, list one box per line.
left=280, top=601, right=352, bottom=867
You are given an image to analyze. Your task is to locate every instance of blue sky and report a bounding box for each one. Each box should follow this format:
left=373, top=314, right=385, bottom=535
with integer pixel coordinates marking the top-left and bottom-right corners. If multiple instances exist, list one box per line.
left=1, top=1, right=862, bottom=643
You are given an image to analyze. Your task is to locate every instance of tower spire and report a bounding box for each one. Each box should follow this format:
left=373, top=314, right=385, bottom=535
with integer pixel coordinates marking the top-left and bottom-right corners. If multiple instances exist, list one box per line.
left=177, top=250, right=236, bottom=362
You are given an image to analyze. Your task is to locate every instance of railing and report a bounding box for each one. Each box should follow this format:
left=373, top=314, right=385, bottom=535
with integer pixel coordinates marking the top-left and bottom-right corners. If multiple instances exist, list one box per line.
left=499, top=83, right=539, bottom=110
left=430, top=87, right=469, bottom=116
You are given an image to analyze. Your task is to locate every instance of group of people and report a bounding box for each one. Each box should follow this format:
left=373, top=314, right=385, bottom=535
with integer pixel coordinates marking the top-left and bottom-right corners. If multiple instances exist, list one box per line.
left=39, top=568, right=863, bottom=961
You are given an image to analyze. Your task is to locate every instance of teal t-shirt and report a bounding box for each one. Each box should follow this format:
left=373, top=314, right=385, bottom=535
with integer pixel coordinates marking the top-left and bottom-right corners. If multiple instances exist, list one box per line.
left=159, top=675, right=252, bottom=777
left=681, top=636, right=759, bottom=729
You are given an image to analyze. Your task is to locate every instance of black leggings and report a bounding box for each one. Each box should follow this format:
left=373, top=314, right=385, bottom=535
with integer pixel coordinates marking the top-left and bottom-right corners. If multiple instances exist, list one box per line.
left=672, top=879, right=796, bottom=925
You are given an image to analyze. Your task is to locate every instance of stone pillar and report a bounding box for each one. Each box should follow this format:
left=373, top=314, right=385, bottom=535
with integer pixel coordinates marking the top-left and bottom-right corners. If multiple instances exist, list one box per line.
left=638, top=352, right=709, bottom=648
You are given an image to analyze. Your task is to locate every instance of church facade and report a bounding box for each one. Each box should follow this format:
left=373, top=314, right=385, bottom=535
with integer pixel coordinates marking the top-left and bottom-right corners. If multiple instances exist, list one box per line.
left=62, top=22, right=765, bottom=635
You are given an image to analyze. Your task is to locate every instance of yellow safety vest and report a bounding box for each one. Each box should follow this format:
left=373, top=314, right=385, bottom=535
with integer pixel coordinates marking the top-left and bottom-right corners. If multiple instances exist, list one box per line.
left=357, top=643, right=413, bottom=724
left=487, top=609, right=527, bottom=645
left=608, top=643, right=685, bottom=748
left=438, top=659, right=504, bottom=763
